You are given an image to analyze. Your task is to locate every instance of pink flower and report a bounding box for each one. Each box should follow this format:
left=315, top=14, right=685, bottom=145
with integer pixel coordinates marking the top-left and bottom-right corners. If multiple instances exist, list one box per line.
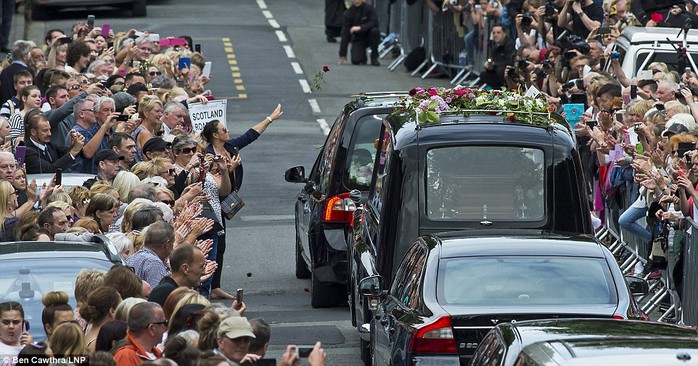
left=445, top=97, right=452, bottom=103
left=509, top=115, right=516, bottom=122
left=454, top=89, right=466, bottom=96
left=428, top=88, right=438, bottom=96
left=468, top=93, right=475, bottom=99
left=322, top=65, right=330, bottom=72
left=409, top=88, right=419, bottom=96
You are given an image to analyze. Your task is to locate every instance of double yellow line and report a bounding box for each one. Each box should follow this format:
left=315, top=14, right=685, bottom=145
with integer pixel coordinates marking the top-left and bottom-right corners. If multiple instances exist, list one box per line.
left=222, top=37, right=247, bottom=99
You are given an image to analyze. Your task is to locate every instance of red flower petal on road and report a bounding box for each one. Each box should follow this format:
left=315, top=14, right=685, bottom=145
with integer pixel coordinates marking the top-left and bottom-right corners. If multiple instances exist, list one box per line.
left=246, top=272, right=252, bottom=277
left=303, top=288, right=310, bottom=292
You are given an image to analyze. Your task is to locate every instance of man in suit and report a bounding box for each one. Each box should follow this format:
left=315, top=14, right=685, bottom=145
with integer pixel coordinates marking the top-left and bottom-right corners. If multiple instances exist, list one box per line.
left=0, top=41, right=34, bottom=105
left=25, top=114, right=85, bottom=174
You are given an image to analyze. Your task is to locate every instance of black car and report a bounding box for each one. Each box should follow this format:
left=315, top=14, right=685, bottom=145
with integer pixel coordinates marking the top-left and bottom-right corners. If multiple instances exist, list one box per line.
left=349, top=108, right=593, bottom=361
left=359, top=233, right=649, bottom=366
left=0, top=236, right=123, bottom=341
left=470, top=319, right=698, bottom=366
left=31, top=0, right=146, bottom=20
left=285, top=92, right=405, bottom=308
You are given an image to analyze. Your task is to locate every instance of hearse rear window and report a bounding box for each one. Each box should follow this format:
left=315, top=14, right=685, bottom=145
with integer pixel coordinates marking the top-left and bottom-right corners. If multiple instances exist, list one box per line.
left=425, top=146, right=544, bottom=221
left=438, top=256, right=616, bottom=306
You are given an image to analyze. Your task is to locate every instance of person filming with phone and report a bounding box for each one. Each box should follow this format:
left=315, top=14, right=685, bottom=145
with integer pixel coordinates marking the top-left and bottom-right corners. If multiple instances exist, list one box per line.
left=0, top=301, right=32, bottom=363
left=25, top=114, right=85, bottom=174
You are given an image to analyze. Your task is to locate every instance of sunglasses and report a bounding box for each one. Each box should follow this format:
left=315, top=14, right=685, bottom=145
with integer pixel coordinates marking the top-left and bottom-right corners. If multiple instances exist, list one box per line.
left=69, top=84, right=81, bottom=90
left=151, top=320, right=168, bottom=327
left=149, top=71, right=162, bottom=76
left=179, top=147, right=196, bottom=154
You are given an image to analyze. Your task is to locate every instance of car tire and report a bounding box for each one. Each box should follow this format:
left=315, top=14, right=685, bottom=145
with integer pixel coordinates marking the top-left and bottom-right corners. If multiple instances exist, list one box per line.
left=360, top=337, right=371, bottom=365
left=132, top=0, right=147, bottom=17
left=295, top=236, right=311, bottom=279
left=310, top=269, right=343, bottom=308
left=31, top=2, right=47, bottom=21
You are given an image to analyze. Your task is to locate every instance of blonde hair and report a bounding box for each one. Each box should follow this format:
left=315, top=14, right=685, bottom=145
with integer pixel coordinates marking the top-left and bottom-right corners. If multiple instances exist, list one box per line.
left=74, top=269, right=106, bottom=307
left=169, top=291, right=210, bottom=325
left=50, top=322, right=84, bottom=357
left=138, top=95, right=163, bottom=120
left=121, top=198, right=150, bottom=233
left=114, top=297, right=146, bottom=322
left=0, top=181, right=15, bottom=226
left=89, top=180, right=119, bottom=199
left=73, top=217, right=101, bottom=234
left=47, top=192, right=72, bottom=206
left=113, top=171, right=141, bottom=204
left=130, top=162, right=150, bottom=181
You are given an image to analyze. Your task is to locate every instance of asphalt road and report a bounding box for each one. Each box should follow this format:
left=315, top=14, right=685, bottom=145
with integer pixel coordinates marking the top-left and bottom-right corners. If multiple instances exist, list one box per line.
left=22, top=0, right=450, bottom=363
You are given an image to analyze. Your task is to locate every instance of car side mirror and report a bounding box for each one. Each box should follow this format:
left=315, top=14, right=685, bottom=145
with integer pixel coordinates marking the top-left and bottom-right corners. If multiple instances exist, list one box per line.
left=284, top=166, right=306, bottom=183
left=625, top=275, right=649, bottom=296
left=359, top=275, right=385, bottom=297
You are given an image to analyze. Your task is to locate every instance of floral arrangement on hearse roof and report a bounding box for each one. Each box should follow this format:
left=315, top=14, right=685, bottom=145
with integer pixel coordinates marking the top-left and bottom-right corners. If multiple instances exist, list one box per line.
left=393, top=86, right=555, bottom=126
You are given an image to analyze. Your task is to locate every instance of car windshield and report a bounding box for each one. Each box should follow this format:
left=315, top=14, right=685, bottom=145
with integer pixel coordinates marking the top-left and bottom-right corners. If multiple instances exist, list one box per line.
left=0, top=257, right=114, bottom=341
left=438, top=256, right=616, bottom=306
left=635, top=50, right=698, bottom=76
left=425, top=146, right=545, bottom=221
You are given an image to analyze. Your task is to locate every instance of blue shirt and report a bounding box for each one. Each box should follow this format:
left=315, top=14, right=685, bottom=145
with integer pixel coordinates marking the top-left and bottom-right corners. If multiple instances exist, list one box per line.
left=71, top=124, right=109, bottom=174
left=125, top=246, right=169, bottom=289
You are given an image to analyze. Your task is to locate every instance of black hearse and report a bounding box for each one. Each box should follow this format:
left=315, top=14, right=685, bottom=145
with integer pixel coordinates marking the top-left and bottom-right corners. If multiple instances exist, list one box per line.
left=348, top=107, right=594, bottom=363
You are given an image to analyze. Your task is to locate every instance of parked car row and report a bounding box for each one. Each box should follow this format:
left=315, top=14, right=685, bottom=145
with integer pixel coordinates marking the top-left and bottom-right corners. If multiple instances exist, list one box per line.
left=285, top=89, right=692, bottom=366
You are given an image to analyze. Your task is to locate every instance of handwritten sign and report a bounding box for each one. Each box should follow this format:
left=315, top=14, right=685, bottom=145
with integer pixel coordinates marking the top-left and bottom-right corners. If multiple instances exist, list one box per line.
left=189, top=99, right=227, bottom=134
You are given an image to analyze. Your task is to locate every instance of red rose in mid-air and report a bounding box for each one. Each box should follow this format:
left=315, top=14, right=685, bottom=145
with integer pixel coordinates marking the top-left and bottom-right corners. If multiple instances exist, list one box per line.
left=322, top=65, right=330, bottom=72
left=650, top=13, right=663, bottom=22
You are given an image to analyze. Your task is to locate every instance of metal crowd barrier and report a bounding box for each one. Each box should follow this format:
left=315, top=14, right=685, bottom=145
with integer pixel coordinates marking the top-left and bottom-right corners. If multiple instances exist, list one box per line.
left=387, top=0, right=429, bottom=72
left=683, top=218, right=698, bottom=326
left=418, top=9, right=466, bottom=79
left=597, top=180, right=685, bottom=324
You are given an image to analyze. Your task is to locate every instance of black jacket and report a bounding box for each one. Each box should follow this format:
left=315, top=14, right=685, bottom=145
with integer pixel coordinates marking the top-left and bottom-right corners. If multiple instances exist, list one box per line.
left=631, top=0, right=683, bottom=25
left=339, top=2, right=379, bottom=57
left=25, top=138, right=75, bottom=174
left=490, top=38, right=516, bottom=67
left=0, top=63, right=33, bottom=106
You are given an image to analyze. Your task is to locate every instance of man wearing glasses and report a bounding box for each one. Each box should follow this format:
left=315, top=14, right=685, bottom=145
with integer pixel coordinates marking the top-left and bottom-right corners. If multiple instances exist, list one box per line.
left=113, top=302, right=165, bottom=365
left=72, top=96, right=120, bottom=174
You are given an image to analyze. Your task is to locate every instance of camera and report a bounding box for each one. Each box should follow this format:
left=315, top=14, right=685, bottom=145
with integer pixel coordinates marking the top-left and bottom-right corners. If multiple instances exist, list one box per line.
left=545, top=0, right=556, bottom=17
left=562, top=78, right=584, bottom=91
left=610, top=51, right=621, bottom=60
left=634, top=123, right=642, bottom=132
left=541, top=59, right=553, bottom=70
left=533, top=67, right=545, bottom=80
left=677, top=90, right=686, bottom=100
left=507, top=66, right=517, bottom=78
left=517, top=58, right=529, bottom=70
left=521, top=13, right=533, bottom=27
left=213, top=155, right=224, bottom=162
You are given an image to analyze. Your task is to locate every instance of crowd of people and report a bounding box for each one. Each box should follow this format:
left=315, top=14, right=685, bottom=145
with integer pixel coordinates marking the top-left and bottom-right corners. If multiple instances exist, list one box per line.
left=0, top=15, right=328, bottom=366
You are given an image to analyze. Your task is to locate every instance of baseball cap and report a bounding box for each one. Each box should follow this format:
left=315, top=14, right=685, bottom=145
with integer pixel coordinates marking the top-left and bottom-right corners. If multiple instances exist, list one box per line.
left=94, top=149, right=125, bottom=163
left=142, top=138, right=171, bottom=154
left=661, top=121, right=690, bottom=137
left=217, top=316, right=255, bottom=340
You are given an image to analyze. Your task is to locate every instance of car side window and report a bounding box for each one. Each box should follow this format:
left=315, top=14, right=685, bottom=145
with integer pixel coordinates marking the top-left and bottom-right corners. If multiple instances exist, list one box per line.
left=390, top=242, right=426, bottom=309
left=471, top=332, right=505, bottom=366
left=368, top=127, right=393, bottom=215
left=344, top=114, right=384, bottom=190
left=316, top=112, right=345, bottom=194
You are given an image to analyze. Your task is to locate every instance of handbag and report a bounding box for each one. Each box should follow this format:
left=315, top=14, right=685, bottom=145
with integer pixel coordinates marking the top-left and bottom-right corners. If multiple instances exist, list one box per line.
left=221, top=170, right=245, bottom=220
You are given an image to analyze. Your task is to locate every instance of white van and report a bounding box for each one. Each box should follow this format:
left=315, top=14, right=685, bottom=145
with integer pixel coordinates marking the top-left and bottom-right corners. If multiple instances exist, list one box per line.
left=610, top=26, right=698, bottom=78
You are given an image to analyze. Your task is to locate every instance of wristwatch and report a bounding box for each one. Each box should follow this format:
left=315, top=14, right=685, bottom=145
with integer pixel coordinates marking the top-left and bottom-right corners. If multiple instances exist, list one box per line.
left=577, top=11, right=584, bottom=17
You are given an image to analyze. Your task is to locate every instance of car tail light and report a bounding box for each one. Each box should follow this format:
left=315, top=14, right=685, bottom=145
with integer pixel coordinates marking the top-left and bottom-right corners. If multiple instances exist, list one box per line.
left=322, top=193, right=356, bottom=223
left=409, top=315, right=457, bottom=354
left=612, top=314, right=627, bottom=320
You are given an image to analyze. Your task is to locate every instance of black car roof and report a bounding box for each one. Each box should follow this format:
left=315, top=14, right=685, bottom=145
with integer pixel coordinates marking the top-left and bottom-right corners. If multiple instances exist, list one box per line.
left=499, top=319, right=698, bottom=349
left=430, top=234, right=604, bottom=259
left=0, top=240, right=122, bottom=263
left=343, top=93, right=407, bottom=113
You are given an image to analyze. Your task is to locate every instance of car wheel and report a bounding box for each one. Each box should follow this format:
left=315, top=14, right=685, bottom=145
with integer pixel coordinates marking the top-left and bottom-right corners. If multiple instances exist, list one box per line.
left=295, top=236, right=311, bottom=279
left=310, top=269, right=343, bottom=308
left=360, top=337, right=371, bottom=365
left=132, top=0, right=147, bottom=17
left=31, top=2, right=47, bottom=21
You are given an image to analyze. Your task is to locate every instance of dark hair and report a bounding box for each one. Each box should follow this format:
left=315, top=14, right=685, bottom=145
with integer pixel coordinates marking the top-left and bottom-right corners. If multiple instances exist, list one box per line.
left=0, top=301, right=24, bottom=318
left=179, top=35, right=193, bottom=50
left=13, top=69, right=33, bottom=85
left=45, top=84, right=67, bottom=105
left=638, top=79, right=659, bottom=93
left=108, top=132, right=135, bottom=150
left=66, top=40, right=91, bottom=68
left=38, top=206, right=62, bottom=227
left=169, top=244, right=197, bottom=274
left=168, top=303, right=205, bottom=338
left=95, top=320, right=127, bottom=352
left=17, top=342, right=51, bottom=365
left=595, top=83, right=622, bottom=100
left=79, top=286, right=121, bottom=322
left=85, top=193, right=120, bottom=220
left=126, top=82, right=148, bottom=97
left=24, top=110, right=45, bottom=141
left=124, top=72, right=145, bottom=84
left=201, top=119, right=221, bottom=144
left=249, top=318, right=271, bottom=354
left=18, top=85, right=40, bottom=110
left=44, top=29, right=64, bottom=46
left=88, top=351, right=116, bottom=366
left=41, top=291, right=72, bottom=335
left=105, top=74, right=124, bottom=89
left=196, top=351, right=227, bottom=366
left=131, top=206, right=163, bottom=231
left=164, top=334, right=200, bottom=366
left=104, top=264, right=143, bottom=299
